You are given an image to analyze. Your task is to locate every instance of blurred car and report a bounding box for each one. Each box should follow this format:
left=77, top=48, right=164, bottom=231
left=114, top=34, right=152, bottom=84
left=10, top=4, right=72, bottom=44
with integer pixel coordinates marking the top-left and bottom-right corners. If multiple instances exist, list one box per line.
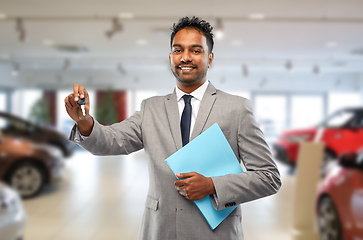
left=316, top=150, right=363, bottom=240
left=0, top=111, right=75, bottom=157
left=273, top=107, right=363, bottom=169
left=0, top=181, right=26, bottom=240
left=0, top=134, right=64, bottom=198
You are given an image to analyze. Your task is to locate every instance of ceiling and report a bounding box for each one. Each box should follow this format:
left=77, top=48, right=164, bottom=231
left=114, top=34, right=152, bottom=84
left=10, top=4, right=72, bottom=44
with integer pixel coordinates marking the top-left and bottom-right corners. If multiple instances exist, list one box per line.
left=0, top=0, right=363, bottom=92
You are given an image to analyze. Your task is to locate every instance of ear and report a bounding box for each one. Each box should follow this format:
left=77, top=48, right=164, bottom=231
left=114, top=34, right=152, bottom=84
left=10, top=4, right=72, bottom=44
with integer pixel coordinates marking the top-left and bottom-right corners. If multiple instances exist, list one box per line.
left=169, top=52, right=172, bottom=63
left=208, top=52, right=214, bottom=68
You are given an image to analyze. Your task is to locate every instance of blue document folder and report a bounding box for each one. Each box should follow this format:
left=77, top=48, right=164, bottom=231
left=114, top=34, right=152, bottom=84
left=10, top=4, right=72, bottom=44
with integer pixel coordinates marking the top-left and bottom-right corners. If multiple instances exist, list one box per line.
left=165, top=123, right=243, bottom=230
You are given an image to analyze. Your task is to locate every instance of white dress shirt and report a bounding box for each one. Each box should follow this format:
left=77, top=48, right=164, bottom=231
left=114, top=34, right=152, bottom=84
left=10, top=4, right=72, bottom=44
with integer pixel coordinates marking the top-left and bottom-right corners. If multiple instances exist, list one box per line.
left=175, top=80, right=209, bottom=139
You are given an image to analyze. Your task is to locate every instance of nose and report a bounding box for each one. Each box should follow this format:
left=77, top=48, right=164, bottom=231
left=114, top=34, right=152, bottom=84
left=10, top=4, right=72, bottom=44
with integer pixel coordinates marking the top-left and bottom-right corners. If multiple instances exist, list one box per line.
left=181, top=50, right=192, bottom=62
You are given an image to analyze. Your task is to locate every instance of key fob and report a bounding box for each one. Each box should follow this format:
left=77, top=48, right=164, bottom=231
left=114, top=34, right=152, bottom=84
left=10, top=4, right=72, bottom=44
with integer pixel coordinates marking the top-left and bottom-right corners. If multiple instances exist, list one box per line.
left=77, top=97, right=87, bottom=106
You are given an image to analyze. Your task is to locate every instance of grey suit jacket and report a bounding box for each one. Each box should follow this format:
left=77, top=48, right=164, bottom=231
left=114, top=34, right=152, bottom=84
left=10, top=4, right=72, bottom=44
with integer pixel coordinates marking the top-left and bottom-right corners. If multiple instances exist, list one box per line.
left=70, top=82, right=281, bottom=240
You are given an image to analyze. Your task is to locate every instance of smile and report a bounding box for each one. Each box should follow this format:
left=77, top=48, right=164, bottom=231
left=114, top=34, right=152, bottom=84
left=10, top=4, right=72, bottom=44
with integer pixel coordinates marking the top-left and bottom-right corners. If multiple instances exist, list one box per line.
left=178, top=66, right=196, bottom=72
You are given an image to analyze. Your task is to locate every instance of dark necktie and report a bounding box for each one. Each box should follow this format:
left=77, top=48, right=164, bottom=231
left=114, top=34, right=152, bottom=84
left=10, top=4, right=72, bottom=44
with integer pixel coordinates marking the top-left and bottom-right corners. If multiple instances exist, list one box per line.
left=181, top=95, right=192, bottom=146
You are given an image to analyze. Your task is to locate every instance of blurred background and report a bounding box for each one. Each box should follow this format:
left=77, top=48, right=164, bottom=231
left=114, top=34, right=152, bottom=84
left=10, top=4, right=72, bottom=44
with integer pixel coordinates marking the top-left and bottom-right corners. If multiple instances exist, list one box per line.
left=0, top=0, right=362, bottom=240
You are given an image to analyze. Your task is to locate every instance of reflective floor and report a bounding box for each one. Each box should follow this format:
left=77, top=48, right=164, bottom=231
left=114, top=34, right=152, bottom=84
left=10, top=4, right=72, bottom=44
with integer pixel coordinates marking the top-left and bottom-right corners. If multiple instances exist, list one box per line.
left=23, top=150, right=294, bottom=240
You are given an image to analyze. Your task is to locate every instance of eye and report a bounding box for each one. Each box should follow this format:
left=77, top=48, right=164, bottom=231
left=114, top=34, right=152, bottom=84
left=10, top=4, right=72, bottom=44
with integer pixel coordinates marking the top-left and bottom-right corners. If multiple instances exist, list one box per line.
left=193, top=50, right=202, bottom=54
left=173, top=49, right=182, bottom=54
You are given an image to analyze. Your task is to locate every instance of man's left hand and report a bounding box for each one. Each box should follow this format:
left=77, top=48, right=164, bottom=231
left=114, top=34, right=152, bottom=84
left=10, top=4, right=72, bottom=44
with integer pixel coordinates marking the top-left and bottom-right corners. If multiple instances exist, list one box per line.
left=174, top=172, right=216, bottom=201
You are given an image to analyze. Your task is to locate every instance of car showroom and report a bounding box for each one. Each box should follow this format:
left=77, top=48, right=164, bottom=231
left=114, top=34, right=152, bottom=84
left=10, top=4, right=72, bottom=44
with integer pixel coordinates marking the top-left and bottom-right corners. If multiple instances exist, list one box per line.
left=0, top=1, right=363, bottom=240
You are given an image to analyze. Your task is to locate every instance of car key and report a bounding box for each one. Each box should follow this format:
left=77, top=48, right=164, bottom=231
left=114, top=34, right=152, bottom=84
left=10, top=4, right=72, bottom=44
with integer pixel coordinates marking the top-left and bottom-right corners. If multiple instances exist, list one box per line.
left=77, top=97, right=87, bottom=116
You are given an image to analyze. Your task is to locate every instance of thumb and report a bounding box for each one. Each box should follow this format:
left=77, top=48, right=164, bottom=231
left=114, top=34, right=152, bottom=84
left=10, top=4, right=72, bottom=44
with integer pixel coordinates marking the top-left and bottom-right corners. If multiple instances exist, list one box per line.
left=176, top=172, right=196, bottom=179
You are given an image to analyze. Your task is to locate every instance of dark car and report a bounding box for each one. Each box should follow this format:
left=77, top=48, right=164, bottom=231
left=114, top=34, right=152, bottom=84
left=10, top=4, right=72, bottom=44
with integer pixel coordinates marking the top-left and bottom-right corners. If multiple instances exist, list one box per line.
left=0, top=134, right=64, bottom=198
left=0, top=111, right=75, bottom=157
left=316, top=150, right=363, bottom=240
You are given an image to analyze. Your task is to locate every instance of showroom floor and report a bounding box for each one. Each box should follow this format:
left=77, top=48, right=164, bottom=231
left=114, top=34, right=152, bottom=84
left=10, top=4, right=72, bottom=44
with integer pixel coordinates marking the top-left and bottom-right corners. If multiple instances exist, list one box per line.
left=23, top=150, right=295, bottom=240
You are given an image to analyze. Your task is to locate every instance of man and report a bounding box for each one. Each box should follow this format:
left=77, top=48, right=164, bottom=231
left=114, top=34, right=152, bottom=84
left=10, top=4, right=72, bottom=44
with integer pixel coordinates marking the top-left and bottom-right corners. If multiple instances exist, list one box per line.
left=65, top=16, right=281, bottom=240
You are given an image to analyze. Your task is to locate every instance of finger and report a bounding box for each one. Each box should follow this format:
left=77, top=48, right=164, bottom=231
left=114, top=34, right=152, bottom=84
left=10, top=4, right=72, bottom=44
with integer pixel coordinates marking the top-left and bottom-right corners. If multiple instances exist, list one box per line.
left=67, top=94, right=77, bottom=107
left=78, top=85, right=85, bottom=99
left=179, top=189, right=187, bottom=197
left=64, top=97, right=71, bottom=110
left=83, top=88, right=90, bottom=103
left=73, top=84, right=80, bottom=102
left=174, top=180, right=186, bottom=187
left=176, top=172, right=197, bottom=179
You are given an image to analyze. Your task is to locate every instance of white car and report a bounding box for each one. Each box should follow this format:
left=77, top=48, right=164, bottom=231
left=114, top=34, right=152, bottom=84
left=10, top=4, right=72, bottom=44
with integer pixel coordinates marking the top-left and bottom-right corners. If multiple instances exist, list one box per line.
left=0, top=182, right=26, bottom=240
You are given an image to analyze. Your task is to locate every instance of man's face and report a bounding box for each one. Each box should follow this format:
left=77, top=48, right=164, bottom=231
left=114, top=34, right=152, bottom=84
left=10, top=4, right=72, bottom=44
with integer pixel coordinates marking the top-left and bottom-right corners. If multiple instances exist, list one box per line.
left=169, top=28, right=214, bottom=88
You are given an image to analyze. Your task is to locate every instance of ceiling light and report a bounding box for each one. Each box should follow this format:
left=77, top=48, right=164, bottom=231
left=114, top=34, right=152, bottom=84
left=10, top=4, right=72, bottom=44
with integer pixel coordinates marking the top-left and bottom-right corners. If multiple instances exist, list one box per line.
left=242, top=64, right=248, bottom=77
left=136, top=39, right=148, bottom=45
left=12, top=63, right=19, bottom=76
left=215, top=19, right=224, bottom=40
left=313, top=65, right=321, bottom=76
left=117, top=63, right=126, bottom=75
left=62, top=59, right=70, bottom=72
left=118, top=12, right=134, bottom=19
left=105, top=18, right=123, bottom=39
left=16, top=18, right=26, bottom=42
left=248, top=13, right=265, bottom=20
left=285, top=60, right=293, bottom=72
left=43, top=39, right=55, bottom=46
left=0, top=13, right=6, bottom=19
left=231, top=40, right=243, bottom=46
left=259, top=78, right=267, bottom=87
left=326, top=42, right=338, bottom=48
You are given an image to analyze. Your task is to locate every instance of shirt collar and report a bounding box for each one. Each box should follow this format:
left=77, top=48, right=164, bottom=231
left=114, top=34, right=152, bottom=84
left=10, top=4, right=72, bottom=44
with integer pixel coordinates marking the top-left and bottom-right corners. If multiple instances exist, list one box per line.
left=176, top=80, right=209, bottom=102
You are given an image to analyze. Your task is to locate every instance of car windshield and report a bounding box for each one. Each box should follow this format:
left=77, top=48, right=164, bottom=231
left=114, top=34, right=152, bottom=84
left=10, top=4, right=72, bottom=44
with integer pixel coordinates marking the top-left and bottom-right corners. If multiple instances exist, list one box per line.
left=319, top=110, right=355, bottom=128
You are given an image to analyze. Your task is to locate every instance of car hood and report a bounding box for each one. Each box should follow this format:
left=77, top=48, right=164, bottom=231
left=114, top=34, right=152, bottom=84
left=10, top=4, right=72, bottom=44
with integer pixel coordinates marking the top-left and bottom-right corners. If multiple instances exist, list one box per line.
left=282, top=127, right=318, bottom=137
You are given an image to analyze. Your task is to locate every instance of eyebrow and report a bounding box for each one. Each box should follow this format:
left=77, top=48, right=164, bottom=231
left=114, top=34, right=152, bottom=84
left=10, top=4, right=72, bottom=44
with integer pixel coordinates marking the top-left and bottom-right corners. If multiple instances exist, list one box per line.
left=172, top=44, right=204, bottom=49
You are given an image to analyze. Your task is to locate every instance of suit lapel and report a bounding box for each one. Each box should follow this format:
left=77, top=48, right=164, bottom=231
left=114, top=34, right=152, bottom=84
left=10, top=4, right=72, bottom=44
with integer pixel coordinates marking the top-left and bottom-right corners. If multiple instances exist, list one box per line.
left=165, top=90, right=183, bottom=150
left=191, top=83, right=217, bottom=140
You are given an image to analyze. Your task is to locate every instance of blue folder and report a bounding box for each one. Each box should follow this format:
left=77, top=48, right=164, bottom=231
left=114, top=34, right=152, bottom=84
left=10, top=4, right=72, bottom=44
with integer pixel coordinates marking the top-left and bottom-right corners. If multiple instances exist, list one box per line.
left=165, top=123, right=243, bottom=230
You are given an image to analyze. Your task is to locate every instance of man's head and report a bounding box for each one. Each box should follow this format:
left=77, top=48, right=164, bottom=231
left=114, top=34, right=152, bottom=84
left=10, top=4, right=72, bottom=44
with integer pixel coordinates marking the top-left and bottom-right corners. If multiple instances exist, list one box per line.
left=169, top=16, right=215, bottom=93
left=170, top=16, right=214, bottom=54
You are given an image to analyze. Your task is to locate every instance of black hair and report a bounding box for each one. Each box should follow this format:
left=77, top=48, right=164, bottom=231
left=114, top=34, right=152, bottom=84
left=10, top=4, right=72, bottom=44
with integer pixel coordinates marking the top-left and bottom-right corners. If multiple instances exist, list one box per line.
left=170, top=16, right=214, bottom=53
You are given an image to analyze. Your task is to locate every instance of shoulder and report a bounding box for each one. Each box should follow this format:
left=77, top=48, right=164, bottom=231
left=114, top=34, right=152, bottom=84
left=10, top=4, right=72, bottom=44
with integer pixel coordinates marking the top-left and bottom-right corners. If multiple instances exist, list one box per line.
left=143, top=93, right=171, bottom=103
left=215, top=89, right=250, bottom=105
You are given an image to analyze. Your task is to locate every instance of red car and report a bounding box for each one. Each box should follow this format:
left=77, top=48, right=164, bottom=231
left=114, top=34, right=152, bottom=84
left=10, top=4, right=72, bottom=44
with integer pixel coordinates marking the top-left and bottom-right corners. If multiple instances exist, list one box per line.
left=273, top=107, right=363, bottom=168
left=316, top=150, right=363, bottom=240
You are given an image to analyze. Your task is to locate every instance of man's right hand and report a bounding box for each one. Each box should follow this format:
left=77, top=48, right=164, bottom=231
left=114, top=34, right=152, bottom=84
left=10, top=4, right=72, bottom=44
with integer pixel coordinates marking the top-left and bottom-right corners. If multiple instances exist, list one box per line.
left=64, top=84, right=94, bottom=136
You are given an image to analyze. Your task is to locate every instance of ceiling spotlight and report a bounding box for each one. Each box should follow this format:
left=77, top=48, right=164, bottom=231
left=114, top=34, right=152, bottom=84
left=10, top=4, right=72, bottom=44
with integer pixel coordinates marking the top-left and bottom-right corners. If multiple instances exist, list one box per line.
left=248, top=13, right=265, bottom=20
left=16, top=18, right=26, bottom=42
left=335, top=79, right=341, bottom=87
left=105, top=18, right=123, bottom=39
left=118, top=12, right=134, bottom=19
left=0, top=13, right=6, bottom=19
left=313, top=65, right=321, bottom=76
left=62, top=59, right=70, bottom=72
left=117, top=63, right=126, bottom=75
left=43, top=39, right=55, bottom=46
left=326, top=41, right=338, bottom=48
left=215, top=18, right=224, bottom=40
left=242, top=64, right=248, bottom=77
left=231, top=40, right=243, bottom=46
left=12, top=63, right=19, bottom=76
left=136, top=39, right=148, bottom=45
left=285, top=60, right=293, bottom=72
left=259, top=78, right=267, bottom=87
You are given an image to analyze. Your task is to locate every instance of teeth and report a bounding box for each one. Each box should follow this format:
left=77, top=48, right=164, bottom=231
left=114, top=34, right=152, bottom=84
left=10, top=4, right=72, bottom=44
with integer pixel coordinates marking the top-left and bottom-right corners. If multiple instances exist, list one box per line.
left=180, top=67, right=194, bottom=70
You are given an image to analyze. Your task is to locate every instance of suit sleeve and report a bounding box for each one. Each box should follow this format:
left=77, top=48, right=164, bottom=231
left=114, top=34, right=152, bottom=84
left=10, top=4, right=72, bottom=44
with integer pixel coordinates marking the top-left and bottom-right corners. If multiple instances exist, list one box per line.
left=210, top=99, right=282, bottom=211
left=69, top=100, right=145, bottom=156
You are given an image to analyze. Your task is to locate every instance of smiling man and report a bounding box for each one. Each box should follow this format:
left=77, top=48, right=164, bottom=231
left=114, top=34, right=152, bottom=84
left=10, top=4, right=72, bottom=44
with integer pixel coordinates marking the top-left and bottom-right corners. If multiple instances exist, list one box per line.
left=66, top=16, right=281, bottom=240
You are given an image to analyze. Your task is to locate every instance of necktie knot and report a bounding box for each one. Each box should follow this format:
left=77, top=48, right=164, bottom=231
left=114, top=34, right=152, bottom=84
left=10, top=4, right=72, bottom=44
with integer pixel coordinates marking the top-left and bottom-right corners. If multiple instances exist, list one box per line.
left=182, top=94, right=192, bottom=104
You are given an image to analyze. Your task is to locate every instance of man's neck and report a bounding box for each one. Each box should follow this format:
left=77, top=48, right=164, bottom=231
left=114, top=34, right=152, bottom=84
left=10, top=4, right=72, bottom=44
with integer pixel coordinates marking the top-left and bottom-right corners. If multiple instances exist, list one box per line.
left=176, top=79, right=207, bottom=94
